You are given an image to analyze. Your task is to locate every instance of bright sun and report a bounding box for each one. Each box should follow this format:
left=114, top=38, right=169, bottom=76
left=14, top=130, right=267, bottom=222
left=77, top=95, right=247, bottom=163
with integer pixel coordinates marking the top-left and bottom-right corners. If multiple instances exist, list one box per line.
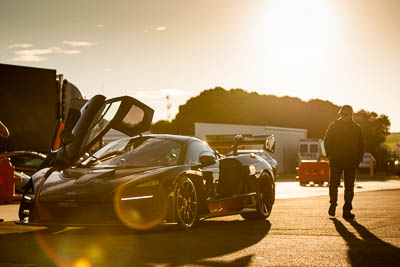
left=252, top=0, right=340, bottom=98
left=261, top=0, right=339, bottom=66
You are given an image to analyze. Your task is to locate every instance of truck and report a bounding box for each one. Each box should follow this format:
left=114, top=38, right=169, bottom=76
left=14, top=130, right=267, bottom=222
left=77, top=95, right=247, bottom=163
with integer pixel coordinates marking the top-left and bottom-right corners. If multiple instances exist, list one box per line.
left=0, top=63, right=85, bottom=154
left=296, top=138, right=329, bottom=186
left=0, top=64, right=86, bottom=200
left=297, top=138, right=327, bottom=163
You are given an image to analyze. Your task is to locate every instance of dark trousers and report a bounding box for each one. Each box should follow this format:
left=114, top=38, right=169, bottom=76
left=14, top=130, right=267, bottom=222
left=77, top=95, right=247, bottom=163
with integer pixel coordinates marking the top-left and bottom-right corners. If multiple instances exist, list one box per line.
left=329, top=166, right=356, bottom=211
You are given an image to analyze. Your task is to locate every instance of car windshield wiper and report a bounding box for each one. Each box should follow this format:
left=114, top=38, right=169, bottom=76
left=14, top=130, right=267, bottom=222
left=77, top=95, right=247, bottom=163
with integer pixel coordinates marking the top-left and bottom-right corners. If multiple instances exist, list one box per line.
left=81, top=150, right=126, bottom=167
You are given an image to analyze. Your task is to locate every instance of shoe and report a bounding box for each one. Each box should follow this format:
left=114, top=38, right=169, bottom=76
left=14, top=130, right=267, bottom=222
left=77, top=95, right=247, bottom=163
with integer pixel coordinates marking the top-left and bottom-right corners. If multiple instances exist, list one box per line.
left=328, top=205, right=336, bottom=216
left=343, top=211, right=355, bottom=219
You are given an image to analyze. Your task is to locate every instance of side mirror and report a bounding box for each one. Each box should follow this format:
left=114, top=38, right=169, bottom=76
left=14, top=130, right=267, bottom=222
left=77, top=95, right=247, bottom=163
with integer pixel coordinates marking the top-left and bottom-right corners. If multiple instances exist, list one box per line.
left=199, top=152, right=216, bottom=166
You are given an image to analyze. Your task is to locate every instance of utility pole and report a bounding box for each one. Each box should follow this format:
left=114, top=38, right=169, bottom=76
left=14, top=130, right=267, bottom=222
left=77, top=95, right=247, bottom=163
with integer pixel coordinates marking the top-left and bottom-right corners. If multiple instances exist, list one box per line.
left=166, top=94, right=172, bottom=121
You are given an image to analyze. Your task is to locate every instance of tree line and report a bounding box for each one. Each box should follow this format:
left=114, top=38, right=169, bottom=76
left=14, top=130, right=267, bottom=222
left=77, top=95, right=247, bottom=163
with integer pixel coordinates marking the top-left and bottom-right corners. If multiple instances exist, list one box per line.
left=151, top=87, right=390, bottom=157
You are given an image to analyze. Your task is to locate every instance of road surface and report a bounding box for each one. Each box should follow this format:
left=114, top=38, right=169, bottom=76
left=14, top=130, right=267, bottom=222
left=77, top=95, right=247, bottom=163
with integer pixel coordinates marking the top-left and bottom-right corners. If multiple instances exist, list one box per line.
left=0, top=178, right=400, bottom=266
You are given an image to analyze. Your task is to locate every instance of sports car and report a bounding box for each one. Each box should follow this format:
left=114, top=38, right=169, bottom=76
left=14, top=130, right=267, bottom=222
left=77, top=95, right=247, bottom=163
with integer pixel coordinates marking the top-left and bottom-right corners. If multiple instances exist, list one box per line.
left=18, top=95, right=276, bottom=230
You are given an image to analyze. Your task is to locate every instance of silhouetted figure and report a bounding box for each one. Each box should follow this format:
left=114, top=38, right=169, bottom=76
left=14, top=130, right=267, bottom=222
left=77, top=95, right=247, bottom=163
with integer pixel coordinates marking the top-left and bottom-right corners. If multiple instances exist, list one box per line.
left=331, top=218, right=400, bottom=266
left=324, top=105, right=365, bottom=219
left=0, top=120, right=8, bottom=222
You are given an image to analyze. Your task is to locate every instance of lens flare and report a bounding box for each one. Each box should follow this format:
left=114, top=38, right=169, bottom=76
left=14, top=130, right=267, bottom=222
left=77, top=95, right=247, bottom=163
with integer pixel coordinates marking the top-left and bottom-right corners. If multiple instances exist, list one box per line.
left=34, top=230, right=105, bottom=267
left=128, top=210, right=141, bottom=221
left=87, top=246, right=103, bottom=261
left=35, top=231, right=69, bottom=267
left=114, top=181, right=169, bottom=230
left=73, top=258, right=92, bottom=267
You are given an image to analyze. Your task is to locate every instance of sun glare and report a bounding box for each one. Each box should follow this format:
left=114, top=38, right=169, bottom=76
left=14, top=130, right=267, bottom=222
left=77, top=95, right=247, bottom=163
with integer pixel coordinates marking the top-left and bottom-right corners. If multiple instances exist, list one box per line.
left=250, top=0, right=341, bottom=99
left=260, top=0, right=339, bottom=67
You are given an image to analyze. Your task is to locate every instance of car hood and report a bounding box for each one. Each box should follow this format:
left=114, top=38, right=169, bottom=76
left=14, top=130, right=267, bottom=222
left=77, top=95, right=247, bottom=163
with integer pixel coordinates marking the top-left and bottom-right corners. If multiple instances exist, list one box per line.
left=38, top=165, right=187, bottom=203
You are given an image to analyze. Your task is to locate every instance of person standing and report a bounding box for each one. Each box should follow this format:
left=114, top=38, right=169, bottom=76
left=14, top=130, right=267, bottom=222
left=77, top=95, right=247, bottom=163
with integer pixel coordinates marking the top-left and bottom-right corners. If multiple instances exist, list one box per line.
left=0, top=120, right=9, bottom=222
left=324, top=105, right=365, bottom=219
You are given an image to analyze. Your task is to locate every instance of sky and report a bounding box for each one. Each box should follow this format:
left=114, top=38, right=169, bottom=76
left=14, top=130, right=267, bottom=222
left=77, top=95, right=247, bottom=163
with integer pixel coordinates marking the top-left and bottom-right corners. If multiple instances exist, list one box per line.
left=1, top=0, right=399, bottom=131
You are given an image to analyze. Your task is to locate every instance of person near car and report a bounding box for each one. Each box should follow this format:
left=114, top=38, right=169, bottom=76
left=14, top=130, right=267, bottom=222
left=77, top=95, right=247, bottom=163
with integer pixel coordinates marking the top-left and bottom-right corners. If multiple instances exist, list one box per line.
left=0, top=120, right=9, bottom=138
left=324, top=105, right=365, bottom=219
left=0, top=120, right=9, bottom=222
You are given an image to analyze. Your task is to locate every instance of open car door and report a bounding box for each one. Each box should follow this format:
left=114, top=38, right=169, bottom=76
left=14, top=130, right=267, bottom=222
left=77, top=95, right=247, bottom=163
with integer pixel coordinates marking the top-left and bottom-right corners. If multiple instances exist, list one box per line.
left=55, top=95, right=154, bottom=168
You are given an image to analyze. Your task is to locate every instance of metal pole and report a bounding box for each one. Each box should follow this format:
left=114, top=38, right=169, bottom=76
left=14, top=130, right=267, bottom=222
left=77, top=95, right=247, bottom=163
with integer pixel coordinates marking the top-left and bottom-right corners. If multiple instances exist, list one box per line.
left=57, top=74, right=63, bottom=121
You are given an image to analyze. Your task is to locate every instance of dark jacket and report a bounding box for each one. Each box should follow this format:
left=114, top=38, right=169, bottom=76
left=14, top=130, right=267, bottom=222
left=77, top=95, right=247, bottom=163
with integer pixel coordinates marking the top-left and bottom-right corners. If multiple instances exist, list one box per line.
left=324, top=119, right=365, bottom=169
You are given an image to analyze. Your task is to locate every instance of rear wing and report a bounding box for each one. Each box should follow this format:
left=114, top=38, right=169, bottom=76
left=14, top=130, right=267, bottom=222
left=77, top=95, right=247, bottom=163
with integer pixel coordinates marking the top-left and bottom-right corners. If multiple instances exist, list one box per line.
left=208, top=134, right=275, bottom=156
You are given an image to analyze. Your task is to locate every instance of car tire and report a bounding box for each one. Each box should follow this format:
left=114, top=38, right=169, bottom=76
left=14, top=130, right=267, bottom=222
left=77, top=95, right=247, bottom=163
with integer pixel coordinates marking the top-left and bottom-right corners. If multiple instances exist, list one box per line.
left=174, top=176, right=199, bottom=229
left=241, top=172, right=274, bottom=220
left=19, top=179, right=35, bottom=222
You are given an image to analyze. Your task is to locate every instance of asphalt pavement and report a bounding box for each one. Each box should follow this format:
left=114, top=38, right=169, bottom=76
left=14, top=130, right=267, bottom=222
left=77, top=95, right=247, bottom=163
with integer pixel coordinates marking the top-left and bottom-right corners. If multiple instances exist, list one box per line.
left=0, top=184, right=399, bottom=266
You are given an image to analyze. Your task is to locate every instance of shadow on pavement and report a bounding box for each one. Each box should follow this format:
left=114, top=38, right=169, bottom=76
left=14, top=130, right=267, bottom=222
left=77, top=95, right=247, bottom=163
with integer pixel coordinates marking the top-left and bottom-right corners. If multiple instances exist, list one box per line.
left=0, top=219, right=271, bottom=267
left=331, top=218, right=400, bottom=267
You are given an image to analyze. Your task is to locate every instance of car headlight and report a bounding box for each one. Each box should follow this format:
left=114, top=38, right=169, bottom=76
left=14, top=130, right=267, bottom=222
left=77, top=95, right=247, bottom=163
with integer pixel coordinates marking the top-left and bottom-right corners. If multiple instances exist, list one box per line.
left=121, top=195, right=153, bottom=201
left=119, top=179, right=160, bottom=201
left=119, top=180, right=159, bottom=200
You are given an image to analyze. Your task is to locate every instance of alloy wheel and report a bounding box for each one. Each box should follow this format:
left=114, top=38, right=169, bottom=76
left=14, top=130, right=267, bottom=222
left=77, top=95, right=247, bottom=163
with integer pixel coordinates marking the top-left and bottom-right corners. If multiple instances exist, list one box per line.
left=175, top=177, right=198, bottom=228
left=258, top=174, right=273, bottom=216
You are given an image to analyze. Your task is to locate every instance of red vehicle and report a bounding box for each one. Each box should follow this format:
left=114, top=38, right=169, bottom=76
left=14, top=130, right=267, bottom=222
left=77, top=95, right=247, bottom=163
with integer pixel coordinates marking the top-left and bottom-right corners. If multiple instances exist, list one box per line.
left=296, top=160, right=329, bottom=186
left=296, top=139, right=329, bottom=186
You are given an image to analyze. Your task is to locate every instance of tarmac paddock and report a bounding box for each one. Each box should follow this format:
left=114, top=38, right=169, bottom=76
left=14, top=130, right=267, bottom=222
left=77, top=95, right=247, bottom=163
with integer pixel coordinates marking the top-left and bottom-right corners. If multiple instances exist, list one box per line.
left=0, top=189, right=399, bottom=266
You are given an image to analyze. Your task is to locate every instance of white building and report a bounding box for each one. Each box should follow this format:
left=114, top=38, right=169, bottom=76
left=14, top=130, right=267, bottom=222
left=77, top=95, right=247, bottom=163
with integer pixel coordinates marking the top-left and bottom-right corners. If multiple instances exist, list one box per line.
left=195, top=122, right=307, bottom=173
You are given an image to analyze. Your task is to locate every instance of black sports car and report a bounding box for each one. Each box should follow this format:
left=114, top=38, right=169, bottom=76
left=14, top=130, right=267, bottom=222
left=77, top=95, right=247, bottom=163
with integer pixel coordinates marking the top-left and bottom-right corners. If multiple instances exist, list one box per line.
left=18, top=95, right=276, bottom=230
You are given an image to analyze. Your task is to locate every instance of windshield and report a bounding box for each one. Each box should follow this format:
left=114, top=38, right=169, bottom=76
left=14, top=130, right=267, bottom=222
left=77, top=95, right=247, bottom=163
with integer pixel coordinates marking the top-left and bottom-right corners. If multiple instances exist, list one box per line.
left=310, top=144, right=318, bottom=153
left=299, top=144, right=308, bottom=153
left=363, top=153, right=371, bottom=159
left=86, top=137, right=183, bottom=167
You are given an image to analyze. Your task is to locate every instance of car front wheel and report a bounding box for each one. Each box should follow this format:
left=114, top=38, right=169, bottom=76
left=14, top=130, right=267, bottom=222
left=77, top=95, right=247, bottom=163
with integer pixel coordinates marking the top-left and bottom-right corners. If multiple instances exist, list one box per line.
left=174, top=176, right=199, bottom=229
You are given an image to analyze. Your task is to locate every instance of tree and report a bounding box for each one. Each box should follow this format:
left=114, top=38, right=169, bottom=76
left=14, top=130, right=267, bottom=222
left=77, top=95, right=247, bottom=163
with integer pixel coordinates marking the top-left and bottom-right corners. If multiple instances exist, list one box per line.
left=354, top=110, right=390, bottom=152
left=151, top=87, right=391, bottom=157
left=151, top=120, right=175, bottom=134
